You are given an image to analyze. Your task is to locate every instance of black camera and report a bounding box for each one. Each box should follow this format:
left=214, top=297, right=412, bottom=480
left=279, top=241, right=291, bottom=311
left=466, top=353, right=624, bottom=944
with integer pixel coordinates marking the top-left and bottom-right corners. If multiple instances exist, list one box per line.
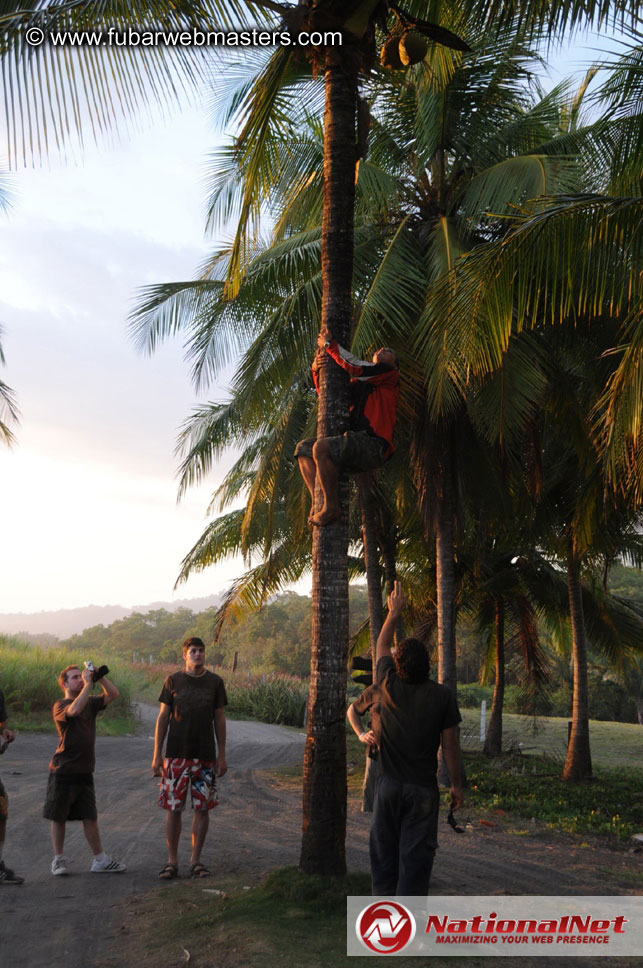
left=84, top=661, right=109, bottom=682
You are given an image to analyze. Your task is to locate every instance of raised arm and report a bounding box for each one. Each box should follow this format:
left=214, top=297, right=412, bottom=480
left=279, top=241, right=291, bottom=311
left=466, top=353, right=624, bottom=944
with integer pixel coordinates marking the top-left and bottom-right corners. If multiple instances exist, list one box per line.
left=98, top=675, right=119, bottom=707
left=66, top=668, right=95, bottom=717
left=376, top=580, right=407, bottom=663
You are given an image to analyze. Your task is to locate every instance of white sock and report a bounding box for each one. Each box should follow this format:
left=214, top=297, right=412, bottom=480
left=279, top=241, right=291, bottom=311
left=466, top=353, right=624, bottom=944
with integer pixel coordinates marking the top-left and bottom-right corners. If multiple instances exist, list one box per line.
left=54, top=853, right=64, bottom=861
left=94, top=851, right=108, bottom=863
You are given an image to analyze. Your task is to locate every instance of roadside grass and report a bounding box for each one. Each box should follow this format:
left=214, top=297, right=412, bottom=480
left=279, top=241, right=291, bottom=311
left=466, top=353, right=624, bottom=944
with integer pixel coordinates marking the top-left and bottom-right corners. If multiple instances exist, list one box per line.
left=0, top=635, right=145, bottom=734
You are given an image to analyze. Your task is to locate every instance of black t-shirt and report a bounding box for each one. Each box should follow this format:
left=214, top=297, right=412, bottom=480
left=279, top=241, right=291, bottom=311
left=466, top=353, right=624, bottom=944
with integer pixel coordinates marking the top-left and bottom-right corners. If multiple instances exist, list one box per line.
left=0, top=688, right=7, bottom=723
left=49, top=695, right=106, bottom=774
left=159, top=670, right=227, bottom=761
left=376, top=656, right=461, bottom=787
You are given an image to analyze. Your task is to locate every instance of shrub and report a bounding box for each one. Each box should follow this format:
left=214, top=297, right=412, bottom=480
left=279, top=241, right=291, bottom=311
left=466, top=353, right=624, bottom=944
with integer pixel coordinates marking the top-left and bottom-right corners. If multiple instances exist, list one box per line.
left=457, top=683, right=494, bottom=708
left=226, top=672, right=308, bottom=727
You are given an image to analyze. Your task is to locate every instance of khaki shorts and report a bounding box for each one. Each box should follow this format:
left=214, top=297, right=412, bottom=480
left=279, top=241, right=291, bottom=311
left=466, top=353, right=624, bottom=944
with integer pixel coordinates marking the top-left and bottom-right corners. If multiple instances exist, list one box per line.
left=294, top=431, right=387, bottom=473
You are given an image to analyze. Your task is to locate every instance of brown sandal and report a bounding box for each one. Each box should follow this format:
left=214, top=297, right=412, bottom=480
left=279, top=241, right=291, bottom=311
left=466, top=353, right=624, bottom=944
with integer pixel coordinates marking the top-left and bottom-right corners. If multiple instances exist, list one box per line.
left=158, top=863, right=178, bottom=879
left=190, top=863, right=211, bottom=878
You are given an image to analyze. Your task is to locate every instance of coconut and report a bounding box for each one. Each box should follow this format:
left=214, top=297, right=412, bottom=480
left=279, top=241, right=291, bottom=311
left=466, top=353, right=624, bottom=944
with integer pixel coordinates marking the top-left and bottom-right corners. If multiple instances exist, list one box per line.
left=380, top=34, right=404, bottom=70
left=399, top=30, right=428, bottom=66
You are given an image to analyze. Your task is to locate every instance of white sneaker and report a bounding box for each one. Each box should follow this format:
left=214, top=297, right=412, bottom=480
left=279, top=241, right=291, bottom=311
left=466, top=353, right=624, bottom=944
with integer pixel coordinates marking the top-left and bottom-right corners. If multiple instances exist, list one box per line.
left=91, top=856, right=126, bottom=873
left=51, top=857, right=68, bottom=876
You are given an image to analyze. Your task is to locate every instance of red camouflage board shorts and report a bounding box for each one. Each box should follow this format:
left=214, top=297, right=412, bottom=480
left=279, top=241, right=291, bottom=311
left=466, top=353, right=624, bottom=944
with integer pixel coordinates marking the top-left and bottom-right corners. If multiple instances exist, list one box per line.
left=158, top=758, right=218, bottom=812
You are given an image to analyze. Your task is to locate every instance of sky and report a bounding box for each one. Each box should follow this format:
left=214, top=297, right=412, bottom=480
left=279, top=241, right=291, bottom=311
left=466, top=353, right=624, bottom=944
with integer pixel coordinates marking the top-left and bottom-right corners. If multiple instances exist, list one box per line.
left=0, top=100, right=246, bottom=614
left=0, top=26, right=628, bottom=616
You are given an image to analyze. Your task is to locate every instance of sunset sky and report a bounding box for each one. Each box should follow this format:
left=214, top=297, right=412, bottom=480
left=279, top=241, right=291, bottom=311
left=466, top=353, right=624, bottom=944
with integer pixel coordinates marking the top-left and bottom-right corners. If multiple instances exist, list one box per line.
left=0, top=30, right=623, bottom=615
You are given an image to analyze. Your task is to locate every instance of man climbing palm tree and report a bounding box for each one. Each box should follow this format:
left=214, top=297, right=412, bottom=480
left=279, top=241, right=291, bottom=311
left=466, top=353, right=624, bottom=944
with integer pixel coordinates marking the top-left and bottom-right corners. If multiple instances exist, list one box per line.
left=295, top=328, right=399, bottom=525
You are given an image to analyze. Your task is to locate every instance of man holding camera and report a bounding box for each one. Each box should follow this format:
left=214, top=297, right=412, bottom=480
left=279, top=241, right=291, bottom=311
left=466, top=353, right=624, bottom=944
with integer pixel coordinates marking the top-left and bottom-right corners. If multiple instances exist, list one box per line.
left=43, top=664, right=126, bottom=876
left=0, top=686, right=24, bottom=885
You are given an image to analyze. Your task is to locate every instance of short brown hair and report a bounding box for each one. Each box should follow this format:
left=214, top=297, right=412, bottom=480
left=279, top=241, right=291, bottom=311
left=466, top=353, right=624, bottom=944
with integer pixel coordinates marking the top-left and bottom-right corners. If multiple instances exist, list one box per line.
left=58, top=665, right=80, bottom=691
left=182, top=636, right=206, bottom=655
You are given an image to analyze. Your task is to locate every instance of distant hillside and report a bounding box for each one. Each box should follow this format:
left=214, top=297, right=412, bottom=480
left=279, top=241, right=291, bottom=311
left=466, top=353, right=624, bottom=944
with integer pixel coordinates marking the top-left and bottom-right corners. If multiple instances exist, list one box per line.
left=0, top=594, right=223, bottom=639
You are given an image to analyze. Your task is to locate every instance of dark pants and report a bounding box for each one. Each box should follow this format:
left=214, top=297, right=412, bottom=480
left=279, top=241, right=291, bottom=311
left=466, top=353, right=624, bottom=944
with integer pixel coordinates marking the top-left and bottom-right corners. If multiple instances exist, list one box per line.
left=369, top=773, right=439, bottom=896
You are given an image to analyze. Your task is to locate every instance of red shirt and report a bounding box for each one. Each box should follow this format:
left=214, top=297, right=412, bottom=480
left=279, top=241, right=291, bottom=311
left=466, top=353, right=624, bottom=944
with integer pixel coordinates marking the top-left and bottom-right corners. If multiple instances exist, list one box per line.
left=312, top=340, right=399, bottom=456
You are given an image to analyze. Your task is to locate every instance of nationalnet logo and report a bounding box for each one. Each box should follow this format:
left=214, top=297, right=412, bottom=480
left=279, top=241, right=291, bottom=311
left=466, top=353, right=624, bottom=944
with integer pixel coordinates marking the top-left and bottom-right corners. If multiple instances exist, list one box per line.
left=347, top=897, right=642, bottom=957
left=356, top=901, right=416, bottom=953
left=425, top=910, right=627, bottom=947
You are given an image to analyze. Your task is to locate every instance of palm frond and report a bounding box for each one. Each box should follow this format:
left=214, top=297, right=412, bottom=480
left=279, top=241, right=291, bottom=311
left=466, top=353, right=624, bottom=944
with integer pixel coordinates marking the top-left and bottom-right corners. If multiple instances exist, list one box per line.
left=0, top=0, right=266, bottom=165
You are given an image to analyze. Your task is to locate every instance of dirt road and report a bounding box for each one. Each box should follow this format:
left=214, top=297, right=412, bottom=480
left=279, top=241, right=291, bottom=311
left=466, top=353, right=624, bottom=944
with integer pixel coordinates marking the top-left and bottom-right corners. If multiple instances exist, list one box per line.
left=0, top=708, right=306, bottom=968
left=1, top=708, right=640, bottom=968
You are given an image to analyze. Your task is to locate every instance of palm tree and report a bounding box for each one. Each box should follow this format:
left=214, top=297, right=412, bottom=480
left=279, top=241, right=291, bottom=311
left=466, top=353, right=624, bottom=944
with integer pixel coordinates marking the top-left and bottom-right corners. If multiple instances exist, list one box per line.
left=0, top=326, right=19, bottom=447
left=2, top=0, right=642, bottom=874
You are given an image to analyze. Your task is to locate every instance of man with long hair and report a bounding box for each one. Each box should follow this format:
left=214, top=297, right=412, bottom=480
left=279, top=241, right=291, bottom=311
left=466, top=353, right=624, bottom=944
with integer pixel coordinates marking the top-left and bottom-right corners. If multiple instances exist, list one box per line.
left=370, top=582, right=463, bottom=896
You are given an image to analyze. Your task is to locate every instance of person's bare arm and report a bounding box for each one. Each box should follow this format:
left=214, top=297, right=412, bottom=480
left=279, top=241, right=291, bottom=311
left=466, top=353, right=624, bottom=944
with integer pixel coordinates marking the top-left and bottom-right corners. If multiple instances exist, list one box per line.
left=347, top=702, right=375, bottom=747
left=66, top=668, right=94, bottom=717
left=152, top=703, right=171, bottom=775
left=214, top=707, right=227, bottom=777
left=98, top=676, right=119, bottom=708
left=376, top=580, right=407, bottom=664
left=441, top=725, right=463, bottom=809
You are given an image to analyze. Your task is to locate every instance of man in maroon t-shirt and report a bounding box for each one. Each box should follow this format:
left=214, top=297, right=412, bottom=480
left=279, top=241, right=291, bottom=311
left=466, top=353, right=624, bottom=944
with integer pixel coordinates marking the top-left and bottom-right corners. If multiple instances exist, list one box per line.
left=152, top=637, right=227, bottom=880
left=295, top=328, right=399, bottom=526
left=43, top=665, right=126, bottom=876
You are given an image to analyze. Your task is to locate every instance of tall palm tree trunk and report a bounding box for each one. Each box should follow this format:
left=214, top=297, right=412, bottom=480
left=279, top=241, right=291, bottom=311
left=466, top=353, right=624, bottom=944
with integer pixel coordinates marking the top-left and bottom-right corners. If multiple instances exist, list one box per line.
left=562, top=536, right=593, bottom=781
left=299, top=44, right=357, bottom=876
left=358, top=475, right=383, bottom=812
left=483, top=598, right=505, bottom=756
left=379, top=529, right=404, bottom=642
left=435, top=460, right=457, bottom=696
left=357, top=475, right=384, bottom=675
left=435, top=460, right=458, bottom=787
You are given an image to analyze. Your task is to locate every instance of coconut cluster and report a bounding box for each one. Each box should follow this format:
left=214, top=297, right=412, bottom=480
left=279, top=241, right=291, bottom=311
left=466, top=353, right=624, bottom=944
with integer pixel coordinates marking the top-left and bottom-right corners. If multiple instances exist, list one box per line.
left=380, top=29, right=428, bottom=69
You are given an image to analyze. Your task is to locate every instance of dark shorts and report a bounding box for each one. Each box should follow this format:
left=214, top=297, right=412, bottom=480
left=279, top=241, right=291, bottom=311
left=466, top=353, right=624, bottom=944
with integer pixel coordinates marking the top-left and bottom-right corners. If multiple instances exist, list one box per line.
left=43, top=773, right=97, bottom=823
left=294, top=431, right=387, bottom=473
left=0, top=776, right=7, bottom=821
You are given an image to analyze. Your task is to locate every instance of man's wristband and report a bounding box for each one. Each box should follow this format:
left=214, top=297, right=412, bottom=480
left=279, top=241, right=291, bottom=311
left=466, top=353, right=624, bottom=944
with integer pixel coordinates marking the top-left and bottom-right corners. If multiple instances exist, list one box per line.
left=359, top=731, right=368, bottom=740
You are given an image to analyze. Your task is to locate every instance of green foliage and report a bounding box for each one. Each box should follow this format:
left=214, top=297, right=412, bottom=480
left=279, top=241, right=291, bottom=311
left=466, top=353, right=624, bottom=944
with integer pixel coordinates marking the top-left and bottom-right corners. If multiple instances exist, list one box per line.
left=457, top=682, right=494, bottom=708
left=226, top=673, right=309, bottom=727
left=59, top=589, right=371, bottom=678
left=0, top=634, right=141, bottom=733
left=465, top=752, right=643, bottom=841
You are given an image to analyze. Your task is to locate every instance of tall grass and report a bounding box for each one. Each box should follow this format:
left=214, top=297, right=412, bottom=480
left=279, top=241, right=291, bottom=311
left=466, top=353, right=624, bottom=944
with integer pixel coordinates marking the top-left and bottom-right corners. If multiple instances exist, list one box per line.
left=1, top=636, right=310, bottom=732
left=0, top=635, right=142, bottom=733
left=226, top=673, right=308, bottom=727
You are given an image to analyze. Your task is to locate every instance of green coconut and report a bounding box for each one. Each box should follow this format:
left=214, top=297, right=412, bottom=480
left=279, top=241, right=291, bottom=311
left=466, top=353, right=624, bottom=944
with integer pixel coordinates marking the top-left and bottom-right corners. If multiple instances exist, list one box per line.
left=399, top=29, right=428, bottom=66
left=380, top=34, right=404, bottom=70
